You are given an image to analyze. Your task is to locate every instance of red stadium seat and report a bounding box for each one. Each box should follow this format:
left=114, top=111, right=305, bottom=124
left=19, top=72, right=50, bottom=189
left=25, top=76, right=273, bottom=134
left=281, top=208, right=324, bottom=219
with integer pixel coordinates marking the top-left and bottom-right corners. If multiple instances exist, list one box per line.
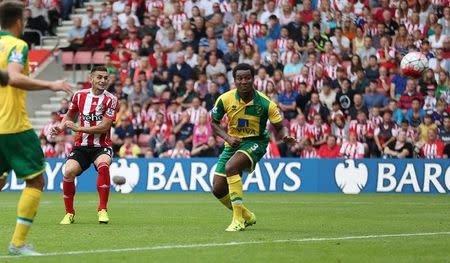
left=61, top=51, right=74, bottom=65
left=92, top=51, right=110, bottom=65
left=137, top=134, right=151, bottom=147
left=73, top=51, right=92, bottom=65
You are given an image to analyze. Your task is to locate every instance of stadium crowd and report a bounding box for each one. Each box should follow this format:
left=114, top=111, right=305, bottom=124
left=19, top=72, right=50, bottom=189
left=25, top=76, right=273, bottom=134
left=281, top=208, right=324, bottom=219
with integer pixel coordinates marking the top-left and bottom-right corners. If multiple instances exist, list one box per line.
left=37, top=0, right=450, bottom=159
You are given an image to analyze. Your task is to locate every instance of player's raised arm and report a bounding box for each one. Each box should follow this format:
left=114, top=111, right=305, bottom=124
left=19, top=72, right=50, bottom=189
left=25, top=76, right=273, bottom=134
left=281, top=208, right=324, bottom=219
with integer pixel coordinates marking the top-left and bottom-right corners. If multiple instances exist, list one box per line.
left=7, top=60, right=72, bottom=93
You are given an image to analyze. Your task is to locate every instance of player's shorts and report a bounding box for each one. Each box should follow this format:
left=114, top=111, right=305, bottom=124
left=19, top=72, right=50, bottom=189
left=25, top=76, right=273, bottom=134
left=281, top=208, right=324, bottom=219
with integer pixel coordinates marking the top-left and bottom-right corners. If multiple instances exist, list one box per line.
left=67, top=146, right=113, bottom=174
left=0, top=129, right=45, bottom=180
left=214, top=137, right=268, bottom=177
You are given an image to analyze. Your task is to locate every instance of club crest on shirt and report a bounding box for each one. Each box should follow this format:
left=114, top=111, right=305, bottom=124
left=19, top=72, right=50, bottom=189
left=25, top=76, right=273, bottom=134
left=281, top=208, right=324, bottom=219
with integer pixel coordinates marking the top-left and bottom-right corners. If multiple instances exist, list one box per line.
left=98, top=104, right=105, bottom=111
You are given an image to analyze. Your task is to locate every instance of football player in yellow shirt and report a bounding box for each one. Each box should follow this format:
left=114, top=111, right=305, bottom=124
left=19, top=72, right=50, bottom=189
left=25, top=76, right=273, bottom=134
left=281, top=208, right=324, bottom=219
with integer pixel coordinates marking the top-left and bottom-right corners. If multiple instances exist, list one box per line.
left=211, top=63, right=296, bottom=231
left=0, top=0, right=71, bottom=256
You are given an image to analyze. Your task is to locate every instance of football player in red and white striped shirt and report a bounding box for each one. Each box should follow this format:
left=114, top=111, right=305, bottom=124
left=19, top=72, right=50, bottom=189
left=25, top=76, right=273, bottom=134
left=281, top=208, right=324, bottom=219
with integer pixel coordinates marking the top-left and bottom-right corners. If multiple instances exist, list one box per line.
left=339, top=131, right=365, bottom=159
left=52, top=66, right=118, bottom=225
left=420, top=128, right=444, bottom=158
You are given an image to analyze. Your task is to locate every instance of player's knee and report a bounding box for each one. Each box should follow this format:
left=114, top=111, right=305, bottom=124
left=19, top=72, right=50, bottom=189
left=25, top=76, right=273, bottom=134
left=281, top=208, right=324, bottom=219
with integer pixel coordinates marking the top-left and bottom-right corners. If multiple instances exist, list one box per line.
left=225, top=163, right=240, bottom=176
left=26, top=174, right=45, bottom=191
left=64, top=167, right=79, bottom=178
left=212, top=179, right=227, bottom=198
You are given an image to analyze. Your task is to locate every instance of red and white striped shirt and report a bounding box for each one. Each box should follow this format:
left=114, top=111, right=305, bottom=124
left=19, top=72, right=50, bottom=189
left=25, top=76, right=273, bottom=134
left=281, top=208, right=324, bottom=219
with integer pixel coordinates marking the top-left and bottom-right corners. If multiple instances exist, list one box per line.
left=128, top=59, right=141, bottom=70
left=228, top=23, right=244, bottom=41
left=306, top=63, right=321, bottom=82
left=313, top=77, right=326, bottom=93
left=186, top=106, right=208, bottom=125
left=405, top=22, right=424, bottom=35
left=166, top=111, right=181, bottom=127
left=290, top=122, right=311, bottom=141
left=41, top=144, right=55, bottom=158
left=280, top=49, right=295, bottom=65
left=370, top=115, right=383, bottom=127
left=167, top=148, right=191, bottom=158
left=275, top=38, right=288, bottom=53
left=69, top=89, right=118, bottom=147
left=292, top=74, right=314, bottom=90
left=307, top=124, right=331, bottom=141
left=244, top=22, right=261, bottom=39
left=320, top=53, right=334, bottom=68
left=55, top=142, right=73, bottom=158
left=339, top=141, right=365, bottom=159
left=169, top=12, right=188, bottom=32
left=40, top=121, right=60, bottom=143
left=254, top=77, right=274, bottom=93
left=132, top=111, right=146, bottom=130
left=145, top=0, right=164, bottom=13
left=349, top=120, right=375, bottom=143
left=123, top=39, right=142, bottom=52
left=301, top=148, right=319, bottom=158
left=420, top=140, right=444, bottom=159
left=324, top=64, right=341, bottom=80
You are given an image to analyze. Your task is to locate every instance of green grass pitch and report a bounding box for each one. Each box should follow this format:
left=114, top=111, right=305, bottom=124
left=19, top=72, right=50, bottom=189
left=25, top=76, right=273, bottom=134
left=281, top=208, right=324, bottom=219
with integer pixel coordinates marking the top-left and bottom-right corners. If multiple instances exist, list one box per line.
left=1, top=193, right=449, bottom=262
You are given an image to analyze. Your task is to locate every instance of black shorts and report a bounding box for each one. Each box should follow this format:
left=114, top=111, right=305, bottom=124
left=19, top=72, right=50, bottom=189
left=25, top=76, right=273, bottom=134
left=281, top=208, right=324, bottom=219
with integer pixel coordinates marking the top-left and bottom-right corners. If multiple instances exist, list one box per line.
left=67, top=146, right=113, bottom=174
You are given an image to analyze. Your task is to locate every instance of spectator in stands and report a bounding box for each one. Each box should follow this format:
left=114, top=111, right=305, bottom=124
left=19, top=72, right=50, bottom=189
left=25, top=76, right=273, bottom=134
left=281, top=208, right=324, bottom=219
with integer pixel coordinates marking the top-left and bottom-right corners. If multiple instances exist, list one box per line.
left=203, top=82, right=220, bottom=111
left=348, top=94, right=369, bottom=120
left=331, top=114, right=349, bottom=145
left=57, top=98, right=69, bottom=122
left=278, top=82, right=298, bottom=121
left=40, top=136, right=55, bottom=158
left=81, top=5, right=98, bottom=27
left=357, top=37, right=377, bottom=68
left=439, top=116, right=450, bottom=145
left=40, top=112, right=60, bottom=145
left=418, top=114, right=438, bottom=143
left=83, top=19, right=102, bottom=50
left=365, top=56, right=380, bottom=81
left=352, top=67, right=370, bottom=94
left=172, top=112, right=194, bottom=150
left=300, top=138, right=318, bottom=158
left=118, top=4, right=140, bottom=29
left=364, top=80, right=389, bottom=110
left=112, top=117, right=134, bottom=152
left=192, top=113, right=212, bottom=148
left=330, top=27, right=350, bottom=59
left=340, top=131, right=365, bottom=159
left=53, top=135, right=72, bottom=158
left=119, top=133, right=141, bottom=158
left=169, top=52, right=193, bottom=82
left=319, top=83, right=336, bottom=111
left=420, top=128, right=444, bottom=158
left=318, top=135, right=341, bottom=158
left=64, top=17, right=86, bottom=51
left=206, top=54, right=226, bottom=82
left=383, top=130, right=414, bottom=158
left=303, top=92, right=329, bottom=123
left=128, top=81, right=149, bottom=106
left=309, top=114, right=330, bottom=148
left=374, top=110, right=398, bottom=152
left=160, top=140, right=191, bottom=158
left=399, top=79, right=423, bottom=111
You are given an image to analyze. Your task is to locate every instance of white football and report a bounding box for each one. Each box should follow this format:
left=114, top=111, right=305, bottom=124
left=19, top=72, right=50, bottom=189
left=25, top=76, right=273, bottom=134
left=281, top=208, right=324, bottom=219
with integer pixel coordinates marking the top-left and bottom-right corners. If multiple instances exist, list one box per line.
left=400, top=52, right=428, bottom=78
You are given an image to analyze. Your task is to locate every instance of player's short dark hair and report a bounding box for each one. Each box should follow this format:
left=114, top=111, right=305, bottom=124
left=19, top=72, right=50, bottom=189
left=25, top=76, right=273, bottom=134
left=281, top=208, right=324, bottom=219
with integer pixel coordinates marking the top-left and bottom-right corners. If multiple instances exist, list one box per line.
left=91, top=66, right=108, bottom=74
left=0, top=1, right=24, bottom=29
left=232, top=63, right=255, bottom=78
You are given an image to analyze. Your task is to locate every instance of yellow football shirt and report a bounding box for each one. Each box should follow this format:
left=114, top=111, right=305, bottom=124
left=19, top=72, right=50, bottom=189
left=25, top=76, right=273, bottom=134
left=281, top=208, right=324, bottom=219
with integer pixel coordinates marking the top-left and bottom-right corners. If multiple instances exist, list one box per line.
left=0, top=31, right=32, bottom=134
left=211, top=89, right=283, bottom=139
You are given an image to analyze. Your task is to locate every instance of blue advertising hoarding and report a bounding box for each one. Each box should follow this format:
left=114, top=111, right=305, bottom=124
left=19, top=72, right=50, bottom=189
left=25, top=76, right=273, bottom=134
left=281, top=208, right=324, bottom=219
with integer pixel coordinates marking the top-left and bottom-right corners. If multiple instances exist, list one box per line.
left=2, top=158, right=449, bottom=194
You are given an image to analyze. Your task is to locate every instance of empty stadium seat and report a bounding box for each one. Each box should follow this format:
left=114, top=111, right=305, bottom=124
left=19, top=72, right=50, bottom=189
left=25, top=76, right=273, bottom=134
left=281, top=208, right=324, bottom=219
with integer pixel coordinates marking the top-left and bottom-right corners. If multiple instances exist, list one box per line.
left=92, top=51, right=110, bottom=65
left=73, top=51, right=92, bottom=65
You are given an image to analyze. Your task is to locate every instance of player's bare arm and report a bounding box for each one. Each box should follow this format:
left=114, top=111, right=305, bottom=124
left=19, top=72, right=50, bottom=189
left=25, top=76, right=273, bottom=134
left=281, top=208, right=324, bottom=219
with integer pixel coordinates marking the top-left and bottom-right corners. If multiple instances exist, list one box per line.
left=66, top=117, right=114, bottom=135
left=211, top=119, right=241, bottom=148
left=273, top=121, right=296, bottom=146
left=7, top=63, right=72, bottom=93
left=0, top=70, right=9, bottom=86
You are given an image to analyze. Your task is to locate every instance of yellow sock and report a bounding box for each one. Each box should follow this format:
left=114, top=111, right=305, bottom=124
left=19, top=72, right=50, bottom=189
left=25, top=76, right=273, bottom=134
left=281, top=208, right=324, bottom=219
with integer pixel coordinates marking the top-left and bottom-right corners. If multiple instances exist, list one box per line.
left=218, top=194, right=253, bottom=220
left=227, top=175, right=243, bottom=221
left=11, top=187, right=42, bottom=247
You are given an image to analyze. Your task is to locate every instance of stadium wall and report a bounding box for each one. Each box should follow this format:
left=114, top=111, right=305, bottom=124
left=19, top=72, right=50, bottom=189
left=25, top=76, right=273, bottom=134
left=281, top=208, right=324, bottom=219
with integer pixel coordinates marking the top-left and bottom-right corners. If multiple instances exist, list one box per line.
left=2, top=158, right=449, bottom=194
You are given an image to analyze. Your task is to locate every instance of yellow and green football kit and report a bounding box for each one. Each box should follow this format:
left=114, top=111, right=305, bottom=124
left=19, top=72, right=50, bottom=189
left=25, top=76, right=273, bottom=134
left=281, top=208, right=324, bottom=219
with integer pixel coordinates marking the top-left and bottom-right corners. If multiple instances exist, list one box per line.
left=211, top=89, right=283, bottom=176
left=0, top=31, right=45, bottom=180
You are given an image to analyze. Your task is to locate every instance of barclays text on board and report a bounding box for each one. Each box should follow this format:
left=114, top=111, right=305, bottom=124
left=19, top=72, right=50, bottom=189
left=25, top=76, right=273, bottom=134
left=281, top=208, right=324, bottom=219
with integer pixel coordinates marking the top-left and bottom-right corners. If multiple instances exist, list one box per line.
left=1, top=158, right=449, bottom=194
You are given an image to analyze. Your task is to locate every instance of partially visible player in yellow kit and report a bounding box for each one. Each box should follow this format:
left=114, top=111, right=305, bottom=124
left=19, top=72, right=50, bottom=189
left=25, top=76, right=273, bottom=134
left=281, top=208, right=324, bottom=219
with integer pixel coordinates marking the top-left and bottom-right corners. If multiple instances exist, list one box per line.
left=0, top=0, right=71, bottom=256
left=211, top=63, right=296, bottom=231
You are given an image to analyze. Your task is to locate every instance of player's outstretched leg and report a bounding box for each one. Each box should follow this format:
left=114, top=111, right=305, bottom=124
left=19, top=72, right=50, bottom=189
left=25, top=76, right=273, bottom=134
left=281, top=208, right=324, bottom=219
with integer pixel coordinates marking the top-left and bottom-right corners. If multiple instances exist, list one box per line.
left=212, top=175, right=256, bottom=227
left=60, top=159, right=82, bottom=225
left=94, top=154, right=112, bottom=224
left=224, top=152, right=253, bottom=232
left=8, top=174, right=44, bottom=256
